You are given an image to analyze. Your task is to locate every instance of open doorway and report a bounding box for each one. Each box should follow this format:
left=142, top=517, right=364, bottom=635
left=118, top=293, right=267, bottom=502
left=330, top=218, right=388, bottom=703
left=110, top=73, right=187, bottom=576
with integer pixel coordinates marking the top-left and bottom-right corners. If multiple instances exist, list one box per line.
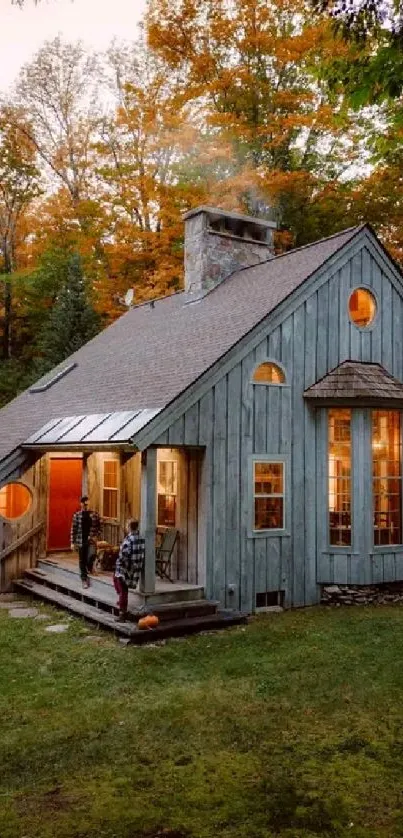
left=47, top=457, right=83, bottom=551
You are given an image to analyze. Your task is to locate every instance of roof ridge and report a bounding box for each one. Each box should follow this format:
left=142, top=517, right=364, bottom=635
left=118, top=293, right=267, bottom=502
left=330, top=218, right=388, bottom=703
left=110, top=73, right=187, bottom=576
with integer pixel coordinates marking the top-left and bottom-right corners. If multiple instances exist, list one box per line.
left=123, top=288, right=184, bottom=313
left=211, top=224, right=365, bottom=289
left=270, top=223, right=365, bottom=263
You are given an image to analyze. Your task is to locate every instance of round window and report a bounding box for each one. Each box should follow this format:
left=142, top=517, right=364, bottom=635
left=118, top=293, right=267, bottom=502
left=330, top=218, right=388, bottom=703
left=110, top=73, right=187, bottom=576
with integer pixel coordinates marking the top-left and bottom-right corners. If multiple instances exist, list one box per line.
left=0, top=483, right=32, bottom=520
left=349, top=288, right=377, bottom=328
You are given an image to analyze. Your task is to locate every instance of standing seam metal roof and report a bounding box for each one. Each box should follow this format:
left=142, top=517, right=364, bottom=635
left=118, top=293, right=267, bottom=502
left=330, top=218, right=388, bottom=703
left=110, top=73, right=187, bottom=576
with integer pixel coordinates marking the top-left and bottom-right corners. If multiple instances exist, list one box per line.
left=24, top=410, right=162, bottom=446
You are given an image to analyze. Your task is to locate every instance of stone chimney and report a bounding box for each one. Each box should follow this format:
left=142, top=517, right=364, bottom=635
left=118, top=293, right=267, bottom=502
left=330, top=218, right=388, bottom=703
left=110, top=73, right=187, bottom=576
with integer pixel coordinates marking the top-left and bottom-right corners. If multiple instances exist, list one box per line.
left=183, top=206, right=276, bottom=295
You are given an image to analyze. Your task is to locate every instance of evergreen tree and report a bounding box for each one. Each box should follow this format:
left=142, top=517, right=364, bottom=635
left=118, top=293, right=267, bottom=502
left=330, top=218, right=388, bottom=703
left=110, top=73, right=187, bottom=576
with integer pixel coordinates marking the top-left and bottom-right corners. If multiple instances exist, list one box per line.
left=37, top=253, right=101, bottom=375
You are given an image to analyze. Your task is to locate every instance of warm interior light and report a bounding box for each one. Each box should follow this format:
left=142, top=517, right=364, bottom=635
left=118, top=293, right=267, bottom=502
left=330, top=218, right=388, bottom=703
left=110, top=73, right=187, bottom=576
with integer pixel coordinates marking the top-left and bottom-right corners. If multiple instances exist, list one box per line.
left=328, top=409, right=352, bottom=546
left=349, top=288, right=376, bottom=328
left=0, top=483, right=32, bottom=520
left=329, top=454, right=336, bottom=512
left=253, top=362, right=285, bottom=384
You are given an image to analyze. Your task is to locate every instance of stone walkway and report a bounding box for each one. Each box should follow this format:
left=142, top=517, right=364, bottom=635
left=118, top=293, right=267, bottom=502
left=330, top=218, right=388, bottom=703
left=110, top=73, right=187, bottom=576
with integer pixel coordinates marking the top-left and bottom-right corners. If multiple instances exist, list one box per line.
left=0, top=594, right=70, bottom=633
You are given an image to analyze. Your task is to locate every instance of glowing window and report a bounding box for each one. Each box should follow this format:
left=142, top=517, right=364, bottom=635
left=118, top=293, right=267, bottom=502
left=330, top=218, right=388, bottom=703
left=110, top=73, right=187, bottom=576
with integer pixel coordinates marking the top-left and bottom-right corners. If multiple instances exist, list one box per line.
left=0, top=483, right=32, bottom=521
left=349, top=288, right=376, bottom=328
left=373, top=411, right=402, bottom=546
left=157, top=461, right=177, bottom=527
left=329, top=409, right=352, bottom=546
left=102, top=459, right=119, bottom=520
left=253, top=362, right=285, bottom=384
left=253, top=460, right=284, bottom=530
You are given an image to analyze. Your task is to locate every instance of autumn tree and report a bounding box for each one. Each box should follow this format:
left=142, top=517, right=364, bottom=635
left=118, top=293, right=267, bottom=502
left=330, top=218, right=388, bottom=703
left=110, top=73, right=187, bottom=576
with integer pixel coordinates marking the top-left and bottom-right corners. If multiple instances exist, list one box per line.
left=13, top=38, right=100, bottom=211
left=96, top=37, right=205, bottom=305
left=6, top=38, right=115, bottom=321
left=146, top=0, right=368, bottom=243
left=0, top=106, right=41, bottom=359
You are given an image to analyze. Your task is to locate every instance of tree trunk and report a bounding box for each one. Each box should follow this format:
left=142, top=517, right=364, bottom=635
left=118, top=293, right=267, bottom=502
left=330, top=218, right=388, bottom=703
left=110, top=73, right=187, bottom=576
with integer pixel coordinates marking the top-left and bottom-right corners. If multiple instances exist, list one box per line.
left=2, top=242, right=12, bottom=361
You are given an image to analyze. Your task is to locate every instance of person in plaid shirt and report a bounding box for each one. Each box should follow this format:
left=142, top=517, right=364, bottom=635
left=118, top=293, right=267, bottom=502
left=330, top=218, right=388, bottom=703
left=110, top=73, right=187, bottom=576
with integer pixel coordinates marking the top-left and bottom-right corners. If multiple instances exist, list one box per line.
left=71, top=496, right=101, bottom=588
left=114, top=519, right=145, bottom=621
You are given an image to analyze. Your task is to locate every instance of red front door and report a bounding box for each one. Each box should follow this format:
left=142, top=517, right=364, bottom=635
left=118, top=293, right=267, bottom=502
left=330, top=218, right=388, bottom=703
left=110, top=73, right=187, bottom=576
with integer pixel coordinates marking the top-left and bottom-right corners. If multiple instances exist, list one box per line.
left=47, top=458, right=83, bottom=551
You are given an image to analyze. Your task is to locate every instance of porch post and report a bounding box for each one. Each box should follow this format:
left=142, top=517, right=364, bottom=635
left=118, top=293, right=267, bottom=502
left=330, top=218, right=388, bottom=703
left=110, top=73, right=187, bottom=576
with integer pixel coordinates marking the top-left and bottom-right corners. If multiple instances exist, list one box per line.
left=139, top=447, right=157, bottom=595
left=82, top=453, right=89, bottom=496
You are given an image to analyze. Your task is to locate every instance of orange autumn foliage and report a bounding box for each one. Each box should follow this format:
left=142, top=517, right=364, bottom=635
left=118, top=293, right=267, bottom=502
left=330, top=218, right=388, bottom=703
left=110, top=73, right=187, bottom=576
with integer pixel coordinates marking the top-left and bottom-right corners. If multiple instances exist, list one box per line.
left=146, top=0, right=365, bottom=238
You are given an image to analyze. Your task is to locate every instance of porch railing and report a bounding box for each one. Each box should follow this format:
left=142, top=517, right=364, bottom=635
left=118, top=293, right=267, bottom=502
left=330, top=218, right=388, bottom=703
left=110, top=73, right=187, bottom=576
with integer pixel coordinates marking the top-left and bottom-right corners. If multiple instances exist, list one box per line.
left=0, top=521, right=44, bottom=591
left=0, top=521, right=44, bottom=564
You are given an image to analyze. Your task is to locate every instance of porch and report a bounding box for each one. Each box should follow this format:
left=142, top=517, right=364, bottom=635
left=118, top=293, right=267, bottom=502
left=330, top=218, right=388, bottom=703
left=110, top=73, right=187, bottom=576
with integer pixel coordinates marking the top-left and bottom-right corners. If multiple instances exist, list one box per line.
left=0, top=442, right=207, bottom=606
left=14, top=555, right=246, bottom=643
left=40, top=552, right=205, bottom=606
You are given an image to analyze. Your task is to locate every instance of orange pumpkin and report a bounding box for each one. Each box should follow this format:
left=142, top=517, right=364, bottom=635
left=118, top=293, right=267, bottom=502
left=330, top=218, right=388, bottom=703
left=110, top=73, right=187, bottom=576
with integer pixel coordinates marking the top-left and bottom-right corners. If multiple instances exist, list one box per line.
left=138, top=614, right=159, bottom=630
left=146, top=615, right=159, bottom=628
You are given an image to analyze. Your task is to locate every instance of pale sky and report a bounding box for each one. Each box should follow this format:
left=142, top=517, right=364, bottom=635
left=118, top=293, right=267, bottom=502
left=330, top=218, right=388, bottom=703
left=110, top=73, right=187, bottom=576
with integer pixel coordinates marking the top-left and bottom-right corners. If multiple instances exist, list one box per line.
left=0, top=0, right=146, bottom=92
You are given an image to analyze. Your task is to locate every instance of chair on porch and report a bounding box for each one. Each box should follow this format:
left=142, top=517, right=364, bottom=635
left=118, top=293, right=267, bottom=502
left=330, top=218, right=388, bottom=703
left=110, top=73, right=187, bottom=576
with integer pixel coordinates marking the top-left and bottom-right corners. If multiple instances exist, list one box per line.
left=156, top=528, right=178, bottom=583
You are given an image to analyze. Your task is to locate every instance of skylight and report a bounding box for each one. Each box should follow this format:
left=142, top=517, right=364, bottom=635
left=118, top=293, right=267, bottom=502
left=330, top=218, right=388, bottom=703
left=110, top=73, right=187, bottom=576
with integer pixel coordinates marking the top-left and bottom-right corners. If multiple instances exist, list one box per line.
left=29, top=362, right=77, bottom=393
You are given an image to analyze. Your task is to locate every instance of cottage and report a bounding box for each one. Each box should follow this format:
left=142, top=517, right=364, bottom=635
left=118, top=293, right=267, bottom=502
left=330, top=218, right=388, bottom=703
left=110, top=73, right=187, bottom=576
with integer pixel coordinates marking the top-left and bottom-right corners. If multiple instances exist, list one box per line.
left=1, top=205, right=403, bottom=617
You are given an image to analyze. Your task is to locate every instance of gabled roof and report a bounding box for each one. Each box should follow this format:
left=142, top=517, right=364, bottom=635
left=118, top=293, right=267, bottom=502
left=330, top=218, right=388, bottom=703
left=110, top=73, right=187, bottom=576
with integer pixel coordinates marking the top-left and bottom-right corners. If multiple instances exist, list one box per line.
left=304, top=361, right=403, bottom=406
left=0, top=224, right=362, bottom=467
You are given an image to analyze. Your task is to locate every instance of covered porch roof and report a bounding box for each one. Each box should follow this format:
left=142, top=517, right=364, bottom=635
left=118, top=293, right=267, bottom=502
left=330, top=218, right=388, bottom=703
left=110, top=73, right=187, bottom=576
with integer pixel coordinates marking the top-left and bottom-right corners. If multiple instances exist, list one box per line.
left=304, top=361, right=403, bottom=407
left=22, top=409, right=161, bottom=450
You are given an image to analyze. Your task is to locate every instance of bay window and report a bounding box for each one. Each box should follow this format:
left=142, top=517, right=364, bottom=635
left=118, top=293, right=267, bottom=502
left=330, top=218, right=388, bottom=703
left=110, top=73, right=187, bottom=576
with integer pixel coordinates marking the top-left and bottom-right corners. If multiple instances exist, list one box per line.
left=328, top=409, right=352, bottom=546
left=373, top=411, right=402, bottom=546
left=327, top=408, right=403, bottom=549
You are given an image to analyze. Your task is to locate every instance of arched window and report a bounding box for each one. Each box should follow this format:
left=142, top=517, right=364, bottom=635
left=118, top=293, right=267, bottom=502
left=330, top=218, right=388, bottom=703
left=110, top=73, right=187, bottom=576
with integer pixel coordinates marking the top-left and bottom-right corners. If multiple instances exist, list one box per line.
left=253, top=361, right=286, bottom=385
left=0, top=483, right=32, bottom=521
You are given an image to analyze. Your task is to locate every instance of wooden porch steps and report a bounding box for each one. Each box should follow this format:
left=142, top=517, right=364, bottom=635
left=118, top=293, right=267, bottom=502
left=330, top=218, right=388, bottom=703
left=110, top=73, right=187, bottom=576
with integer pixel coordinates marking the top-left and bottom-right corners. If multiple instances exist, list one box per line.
left=14, top=566, right=247, bottom=643
left=15, top=580, right=138, bottom=639
left=38, top=559, right=206, bottom=605
left=21, top=566, right=218, bottom=621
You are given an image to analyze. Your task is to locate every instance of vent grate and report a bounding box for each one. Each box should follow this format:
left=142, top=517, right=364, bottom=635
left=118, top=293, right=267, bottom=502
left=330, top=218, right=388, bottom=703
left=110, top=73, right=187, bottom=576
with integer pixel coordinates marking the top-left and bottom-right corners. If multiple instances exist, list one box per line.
left=255, top=590, right=284, bottom=609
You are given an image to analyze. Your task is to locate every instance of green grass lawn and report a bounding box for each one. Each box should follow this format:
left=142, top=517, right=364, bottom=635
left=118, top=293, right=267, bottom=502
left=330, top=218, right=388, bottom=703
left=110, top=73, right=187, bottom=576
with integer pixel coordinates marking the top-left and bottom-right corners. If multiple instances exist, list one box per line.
left=2, top=601, right=403, bottom=838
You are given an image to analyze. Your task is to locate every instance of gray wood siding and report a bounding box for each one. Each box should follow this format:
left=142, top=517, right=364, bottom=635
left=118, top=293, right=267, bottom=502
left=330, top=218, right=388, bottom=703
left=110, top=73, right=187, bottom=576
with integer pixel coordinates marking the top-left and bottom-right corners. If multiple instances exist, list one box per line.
left=0, top=456, right=47, bottom=591
left=315, top=246, right=403, bottom=588
left=163, top=239, right=403, bottom=611
left=167, top=336, right=293, bottom=611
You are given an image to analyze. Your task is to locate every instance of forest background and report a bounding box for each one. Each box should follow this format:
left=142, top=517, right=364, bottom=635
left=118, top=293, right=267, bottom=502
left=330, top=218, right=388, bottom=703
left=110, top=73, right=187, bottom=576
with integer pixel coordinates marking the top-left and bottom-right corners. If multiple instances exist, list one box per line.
left=1, top=0, right=402, bottom=407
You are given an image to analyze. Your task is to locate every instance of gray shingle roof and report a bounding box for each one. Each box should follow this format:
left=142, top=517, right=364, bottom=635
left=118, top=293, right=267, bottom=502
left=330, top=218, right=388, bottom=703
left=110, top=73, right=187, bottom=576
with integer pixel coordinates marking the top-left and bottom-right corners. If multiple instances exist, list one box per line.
left=304, top=361, right=403, bottom=404
left=0, top=224, right=361, bottom=464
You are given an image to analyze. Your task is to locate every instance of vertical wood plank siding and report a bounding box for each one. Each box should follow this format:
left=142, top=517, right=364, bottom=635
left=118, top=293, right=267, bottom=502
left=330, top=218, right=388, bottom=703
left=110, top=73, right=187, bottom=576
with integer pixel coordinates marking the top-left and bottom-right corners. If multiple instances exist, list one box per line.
left=164, top=242, right=403, bottom=610
left=311, top=245, right=403, bottom=591
left=0, top=456, right=47, bottom=591
left=6, top=241, right=402, bottom=606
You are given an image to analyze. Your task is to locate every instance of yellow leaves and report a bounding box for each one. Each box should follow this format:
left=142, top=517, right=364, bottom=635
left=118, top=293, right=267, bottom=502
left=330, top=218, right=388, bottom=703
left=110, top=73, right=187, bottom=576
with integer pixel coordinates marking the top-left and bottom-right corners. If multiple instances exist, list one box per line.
left=2, top=0, right=388, bottom=346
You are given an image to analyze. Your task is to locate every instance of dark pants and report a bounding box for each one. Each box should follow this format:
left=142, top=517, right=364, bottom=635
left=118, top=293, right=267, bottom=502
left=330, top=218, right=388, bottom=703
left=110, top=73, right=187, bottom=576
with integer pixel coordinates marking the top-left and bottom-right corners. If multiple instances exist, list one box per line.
left=79, top=541, right=94, bottom=581
left=114, top=576, right=128, bottom=613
